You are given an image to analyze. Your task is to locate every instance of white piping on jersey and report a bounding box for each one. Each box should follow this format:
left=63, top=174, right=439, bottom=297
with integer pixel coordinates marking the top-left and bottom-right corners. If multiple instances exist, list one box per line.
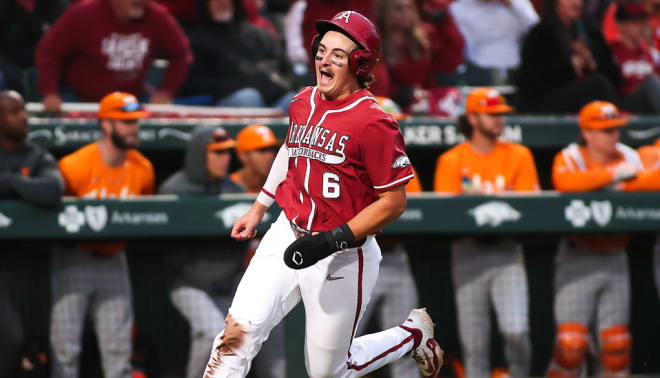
left=373, top=173, right=415, bottom=190
left=315, top=95, right=377, bottom=127
left=562, top=142, right=643, bottom=171
left=615, top=143, right=643, bottom=169
left=296, top=87, right=318, bottom=168
left=304, top=158, right=317, bottom=230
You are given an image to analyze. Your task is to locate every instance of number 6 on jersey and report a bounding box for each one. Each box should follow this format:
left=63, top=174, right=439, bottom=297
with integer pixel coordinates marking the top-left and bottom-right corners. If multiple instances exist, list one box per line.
left=322, top=172, right=340, bottom=198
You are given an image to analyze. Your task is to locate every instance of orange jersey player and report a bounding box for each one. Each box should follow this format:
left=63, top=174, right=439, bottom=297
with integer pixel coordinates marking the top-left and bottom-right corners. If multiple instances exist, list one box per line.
left=548, top=101, right=660, bottom=377
left=51, top=92, right=153, bottom=378
left=230, top=124, right=281, bottom=193
left=434, top=88, right=537, bottom=378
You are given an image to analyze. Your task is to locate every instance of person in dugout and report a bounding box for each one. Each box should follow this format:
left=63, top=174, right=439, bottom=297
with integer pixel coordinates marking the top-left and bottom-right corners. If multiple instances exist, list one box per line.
left=548, top=101, right=660, bottom=376
left=434, top=87, right=538, bottom=378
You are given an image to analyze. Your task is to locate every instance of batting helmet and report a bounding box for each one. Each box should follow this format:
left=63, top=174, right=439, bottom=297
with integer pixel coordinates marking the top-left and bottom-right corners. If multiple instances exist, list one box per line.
left=312, top=10, right=381, bottom=79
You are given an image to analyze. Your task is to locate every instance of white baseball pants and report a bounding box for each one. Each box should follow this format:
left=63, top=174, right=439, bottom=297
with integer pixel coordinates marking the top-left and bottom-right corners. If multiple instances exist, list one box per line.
left=204, top=212, right=416, bottom=378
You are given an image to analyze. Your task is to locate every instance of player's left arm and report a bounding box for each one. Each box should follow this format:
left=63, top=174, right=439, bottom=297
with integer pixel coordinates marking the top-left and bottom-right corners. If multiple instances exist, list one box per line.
left=347, top=184, right=406, bottom=239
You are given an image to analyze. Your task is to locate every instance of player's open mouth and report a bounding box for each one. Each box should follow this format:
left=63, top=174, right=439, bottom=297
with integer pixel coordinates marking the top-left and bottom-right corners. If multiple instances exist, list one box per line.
left=320, top=69, right=334, bottom=83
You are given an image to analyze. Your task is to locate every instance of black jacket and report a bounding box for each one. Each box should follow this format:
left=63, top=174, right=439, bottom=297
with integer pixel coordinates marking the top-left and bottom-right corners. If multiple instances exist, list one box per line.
left=0, top=0, right=65, bottom=91
left=178, top=0, right=291, bottom=104
left=518, top=21, right=620, bottom=112
left=0, top=142, right=63, bottom=207
left=159, top=125, right=247, bottom=292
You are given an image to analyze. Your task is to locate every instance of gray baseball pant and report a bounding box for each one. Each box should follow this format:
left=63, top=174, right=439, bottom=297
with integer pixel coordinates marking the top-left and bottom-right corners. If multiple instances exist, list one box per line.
left=451, top=237, right=531, bottom=378
left=50, top=246, right=133, bottom=378
left=552, top=238, right=630, bottom=374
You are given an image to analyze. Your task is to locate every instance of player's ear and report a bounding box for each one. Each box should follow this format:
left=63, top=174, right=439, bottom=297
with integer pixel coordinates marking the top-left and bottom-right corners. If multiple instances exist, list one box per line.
left=99, top=119, right=112, bottom=136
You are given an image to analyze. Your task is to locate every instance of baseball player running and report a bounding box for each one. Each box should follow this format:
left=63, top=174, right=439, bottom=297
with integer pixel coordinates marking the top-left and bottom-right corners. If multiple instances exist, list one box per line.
left=434, top=88, right=538, bottom=378
left=548, top=101, right=660, bottom=377
left=204, top=10, right=443, bottom=378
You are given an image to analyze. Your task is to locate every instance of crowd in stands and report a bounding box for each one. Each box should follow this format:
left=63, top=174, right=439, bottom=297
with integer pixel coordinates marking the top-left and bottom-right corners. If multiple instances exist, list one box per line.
left=3, top=0, right=660, bottom=114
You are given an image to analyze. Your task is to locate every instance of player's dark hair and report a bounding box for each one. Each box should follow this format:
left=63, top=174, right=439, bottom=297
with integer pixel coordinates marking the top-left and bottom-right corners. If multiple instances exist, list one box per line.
left=458, top=114, right=473, bottom=139
left=358, top=74, right=375, bottom=89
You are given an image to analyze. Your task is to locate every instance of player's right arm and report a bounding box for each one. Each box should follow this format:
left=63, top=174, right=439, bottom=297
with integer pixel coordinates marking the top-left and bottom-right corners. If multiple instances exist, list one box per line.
left=231, top=144, right=289, bottom=240
left=552, top=151, right=617, bottom=192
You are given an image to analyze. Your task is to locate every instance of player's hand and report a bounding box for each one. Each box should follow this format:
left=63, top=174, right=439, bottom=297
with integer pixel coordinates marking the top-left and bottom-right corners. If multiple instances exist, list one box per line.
left=230, top=202, right=267, bottom=240
left=283, top=224, right=355, bottom=269
left=43, top=94, right=62, bottom=113
left=612, top=162, right=637, bottom=182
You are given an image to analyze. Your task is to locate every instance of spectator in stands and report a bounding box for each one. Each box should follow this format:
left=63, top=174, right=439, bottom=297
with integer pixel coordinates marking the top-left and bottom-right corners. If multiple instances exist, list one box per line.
left=35, top=0, right=193, bottom=113
left=177, top=0, right=293, bottom=110
left=519, top=0, right=621, bottom=113
left=284, top=0, right=376, bottom=84
left=548, top=101, right=660, bottom=376
left=373, top=0, right=464, bottom=111
left=609, top=1, right=660, bottom=113
left=0, top=90, right=63, bottom=377
left=244, top=0, right=281, bottom=41
left=434, top=88, right=537, bottom=378
left=159, top=125, right=285, bottom=378
left=449, top=0, right=539, bottom=85
left=156, top=0, right=201, bottom=26
left=0, top=0, right=65, bottom=97
left=53, top=92, right=154, bottom=378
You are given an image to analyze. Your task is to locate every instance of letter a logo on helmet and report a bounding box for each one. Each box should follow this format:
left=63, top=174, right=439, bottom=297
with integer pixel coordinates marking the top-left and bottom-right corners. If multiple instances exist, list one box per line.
left=312, top=10, right=381, bottom=79
left=336, top=11, right=352, bottom=23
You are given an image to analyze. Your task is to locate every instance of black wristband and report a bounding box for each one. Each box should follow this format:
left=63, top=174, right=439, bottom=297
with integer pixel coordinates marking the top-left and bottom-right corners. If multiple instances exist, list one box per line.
left=329, top=224, right=356, bottom=251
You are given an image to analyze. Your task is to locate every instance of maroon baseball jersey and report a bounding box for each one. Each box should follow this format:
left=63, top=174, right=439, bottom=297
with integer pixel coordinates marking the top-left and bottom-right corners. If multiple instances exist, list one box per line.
left=274, top=86, right=413, bottom=232
left=609, top=39, right=659, bottom=95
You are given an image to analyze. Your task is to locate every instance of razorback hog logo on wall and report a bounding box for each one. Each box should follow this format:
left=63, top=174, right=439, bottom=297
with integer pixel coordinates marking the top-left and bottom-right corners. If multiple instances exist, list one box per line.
left=287, top=121, right=350, bottom=165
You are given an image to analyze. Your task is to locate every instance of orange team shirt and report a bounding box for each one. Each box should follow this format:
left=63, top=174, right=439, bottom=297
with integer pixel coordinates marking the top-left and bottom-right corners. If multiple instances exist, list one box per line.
left=434, top=141, right=540, bottom=194
left=552, top=143, right=660, bottom=250
left=230, top=171, right=256, bottom=194
left=638, top=137, right=660, bottom=170
left=59, top=142, right=155, bottom=254
left=406, top=167, right=422, bottom=193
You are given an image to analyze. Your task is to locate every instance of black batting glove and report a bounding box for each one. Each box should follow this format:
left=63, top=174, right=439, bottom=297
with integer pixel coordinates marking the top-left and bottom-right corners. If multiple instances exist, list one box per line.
left=283, top=224, right=356, bottom=269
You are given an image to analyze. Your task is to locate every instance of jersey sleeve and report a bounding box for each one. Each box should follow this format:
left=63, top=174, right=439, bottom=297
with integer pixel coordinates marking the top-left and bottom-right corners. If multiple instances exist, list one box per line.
left=638, top=145, right=660, bottom=170
left=434, top=151, right=462, bottom=193
left=552, top=151, right=614, bottom=192
left=513, top=146, right=540, bottom=192
left=58, top=155, right=85, bottom=196
left=360, top=117, right=414, bottom=193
